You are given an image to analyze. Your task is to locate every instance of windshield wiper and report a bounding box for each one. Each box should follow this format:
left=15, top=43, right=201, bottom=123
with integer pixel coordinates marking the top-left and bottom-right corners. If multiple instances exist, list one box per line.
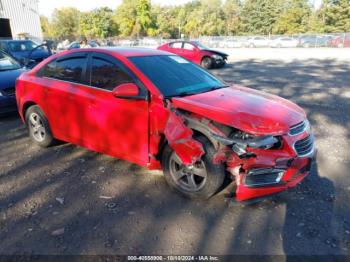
left=175, top=91, right=199, bottom=97
left=209, top=85, right=230, bottom=90
left=164, top=85, right=229, bottom=99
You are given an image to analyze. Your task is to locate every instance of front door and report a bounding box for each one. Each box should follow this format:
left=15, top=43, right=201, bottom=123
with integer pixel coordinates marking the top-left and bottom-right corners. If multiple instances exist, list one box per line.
left=83, top=52, right=149, bottom=165
left=181, top=42, right=198, bottom=62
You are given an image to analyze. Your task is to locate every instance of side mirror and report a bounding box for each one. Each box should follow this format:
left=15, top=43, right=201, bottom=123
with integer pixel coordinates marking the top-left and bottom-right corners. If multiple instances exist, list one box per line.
left=112, top=83, right=139, bottom=98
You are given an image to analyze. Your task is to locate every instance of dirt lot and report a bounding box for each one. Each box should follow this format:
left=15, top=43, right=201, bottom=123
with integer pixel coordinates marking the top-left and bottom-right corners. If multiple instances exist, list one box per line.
left=0, top=59, right=350, bottom=256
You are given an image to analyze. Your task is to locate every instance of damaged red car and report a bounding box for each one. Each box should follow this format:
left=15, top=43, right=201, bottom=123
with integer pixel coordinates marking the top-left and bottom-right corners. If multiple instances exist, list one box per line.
left=16, top=48, right=315, bottom=203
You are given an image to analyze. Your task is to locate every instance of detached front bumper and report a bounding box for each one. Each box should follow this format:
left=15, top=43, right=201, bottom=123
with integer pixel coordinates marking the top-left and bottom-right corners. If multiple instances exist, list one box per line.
left=212, top=57, right=227, bottom=68
left=234, top=156, right=314, bottom=202
left=224, top=122, right=316, bottom=202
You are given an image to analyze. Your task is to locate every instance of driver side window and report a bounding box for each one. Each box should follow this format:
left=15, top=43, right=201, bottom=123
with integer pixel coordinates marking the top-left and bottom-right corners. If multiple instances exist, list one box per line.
left=90, top=57, right=133, bottom=91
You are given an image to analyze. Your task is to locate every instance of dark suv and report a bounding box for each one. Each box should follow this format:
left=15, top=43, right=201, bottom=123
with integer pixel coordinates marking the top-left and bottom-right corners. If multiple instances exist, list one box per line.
left=0, top=40, right=52, bottom=66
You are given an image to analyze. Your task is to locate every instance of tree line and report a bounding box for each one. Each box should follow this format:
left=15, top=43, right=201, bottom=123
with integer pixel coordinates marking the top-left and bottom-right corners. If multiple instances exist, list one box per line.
left=40, top=0, right=350, bottom=40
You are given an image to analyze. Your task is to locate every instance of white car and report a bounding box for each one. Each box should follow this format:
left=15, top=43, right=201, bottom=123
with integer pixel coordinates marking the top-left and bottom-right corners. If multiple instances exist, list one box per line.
left=270, top=37, right=299, bottom=48
left=220, top=39, right=244, bottom=48
left=246, top=37, right=271, bottom=48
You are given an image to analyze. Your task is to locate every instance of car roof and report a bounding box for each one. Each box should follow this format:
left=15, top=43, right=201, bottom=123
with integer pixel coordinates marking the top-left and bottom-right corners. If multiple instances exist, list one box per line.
left=93, top=47, right=171, bottom=57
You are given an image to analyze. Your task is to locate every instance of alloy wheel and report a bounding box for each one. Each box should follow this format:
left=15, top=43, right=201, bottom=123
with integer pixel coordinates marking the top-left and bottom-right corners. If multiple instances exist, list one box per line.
left=28, top=113, right=46, bottom=142
left=169, top=153, right=207, bottom=192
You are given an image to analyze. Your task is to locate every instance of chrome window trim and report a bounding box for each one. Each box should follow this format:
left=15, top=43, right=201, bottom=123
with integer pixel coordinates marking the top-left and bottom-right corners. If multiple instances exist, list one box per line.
left=42, top=77, right=112, bottom=93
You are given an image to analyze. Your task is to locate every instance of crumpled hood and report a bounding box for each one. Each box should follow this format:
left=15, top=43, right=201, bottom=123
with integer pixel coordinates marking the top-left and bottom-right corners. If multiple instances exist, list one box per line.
left=202, top=49, right=228, bottom=57
left=171, top=85, right=306, bottom=136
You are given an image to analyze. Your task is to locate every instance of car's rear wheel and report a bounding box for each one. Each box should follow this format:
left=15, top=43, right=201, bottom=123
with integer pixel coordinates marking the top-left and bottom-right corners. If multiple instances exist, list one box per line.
left=25, top=105, right=56, bottom=147
left=201, top=57, right=212, bottom=69
left=162, top=136, right=225, bottom=199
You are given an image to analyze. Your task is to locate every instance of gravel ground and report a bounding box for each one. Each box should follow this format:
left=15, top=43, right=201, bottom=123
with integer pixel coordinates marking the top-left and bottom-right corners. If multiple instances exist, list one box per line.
left=0, top=59, right=350, bottom=256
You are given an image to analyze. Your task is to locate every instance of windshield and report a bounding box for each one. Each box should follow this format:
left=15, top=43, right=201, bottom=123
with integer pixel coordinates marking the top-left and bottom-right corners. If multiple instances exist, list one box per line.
left=0, top=52, right=21, bottom=71
left=129, top=55, right=226, bottom=97
left=8, top=41, right=42, bottom=52
left=192, top=41, right=209, bottom=50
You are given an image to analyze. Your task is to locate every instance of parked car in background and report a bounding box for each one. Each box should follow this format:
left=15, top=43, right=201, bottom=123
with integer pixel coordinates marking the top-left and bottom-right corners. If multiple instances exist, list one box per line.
left=246, top=37, right=271, bottom=48
left=330, top=34, right=350, bottom=48
left=16, top=47, right=315, bottom=202
left=269, top=37, right=299, bottom=48
left=118, top=39, right=135, bottom=47
left=298, top=35, right=333, bottom=47
left=0, top=40, right=52, bottom=66
left=0, top=50, right=26, bottom=115
left=67, top=40, right=100, bottom=50
left=219, top=39, right=244, bottom=48
left=158, top=41, right=228, bottom=69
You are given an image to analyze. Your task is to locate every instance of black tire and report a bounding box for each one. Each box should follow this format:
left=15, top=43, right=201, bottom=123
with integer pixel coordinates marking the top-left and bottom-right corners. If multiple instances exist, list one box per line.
left=25, top=105, right=56, bottom=147
left=201, top=57, right=212, bottom=69
left=162, top=136, right=225, bottom=200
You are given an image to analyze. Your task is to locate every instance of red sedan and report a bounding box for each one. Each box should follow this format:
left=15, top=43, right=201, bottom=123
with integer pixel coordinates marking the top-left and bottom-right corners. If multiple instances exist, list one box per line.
left=330, top=34, right=350, bottom=48
left=16, top=48, right=315, bottom=203
left=157, top=41, right=228, bottom=69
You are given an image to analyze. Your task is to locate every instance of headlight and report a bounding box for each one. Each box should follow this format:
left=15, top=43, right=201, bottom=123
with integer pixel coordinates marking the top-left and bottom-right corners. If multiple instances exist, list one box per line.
left=0, top=91, right=3, bottom=97
left=212, top=54, right=222, bottom=60
left=211, top=132, right=281, bottom=156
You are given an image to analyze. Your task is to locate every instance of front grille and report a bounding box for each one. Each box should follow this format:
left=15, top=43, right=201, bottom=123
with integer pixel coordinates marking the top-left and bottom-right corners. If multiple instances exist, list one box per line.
left=2, top=87, right=16, bottom=96
left=294, top=135, right=314, bottom=157
left=289, top=121, right=307, bottom=136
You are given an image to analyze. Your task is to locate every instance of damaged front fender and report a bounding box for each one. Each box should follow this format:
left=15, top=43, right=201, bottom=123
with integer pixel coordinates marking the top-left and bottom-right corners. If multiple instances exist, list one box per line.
left=164, top=111, right=205, bottom=165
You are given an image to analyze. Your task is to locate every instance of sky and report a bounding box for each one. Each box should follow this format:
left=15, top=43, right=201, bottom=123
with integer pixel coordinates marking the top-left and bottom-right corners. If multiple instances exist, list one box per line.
left=38, top=0, right=324, bottom=17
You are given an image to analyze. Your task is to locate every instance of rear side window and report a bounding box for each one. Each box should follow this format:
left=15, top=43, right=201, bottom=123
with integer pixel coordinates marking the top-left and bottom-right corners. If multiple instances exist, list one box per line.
left=38, top=55, right=86, bottom=84
left=90, top=57, right=133, bottom=91
left=55, top=57, right=85, bottom=83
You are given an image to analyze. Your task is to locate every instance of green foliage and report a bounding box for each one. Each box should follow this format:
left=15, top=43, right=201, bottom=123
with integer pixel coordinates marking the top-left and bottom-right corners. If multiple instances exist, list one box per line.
left=41, top=0, right=350, bottom=39
left=40, top=16, right=53, bottom=39
left=321, top=0, right=350, bottom=32
left=113, top=0, right=138, bottom=37
left=80, top=7, right=117, bottom=38
left=51, top=7, right=80, bottom=40
left=223, top=0, right=241, bottom=35
left=136, top=0, right=153, bottom=36
left=240, top=0, right=284, bottom=35
left=273, top=0, right=311, bottom=34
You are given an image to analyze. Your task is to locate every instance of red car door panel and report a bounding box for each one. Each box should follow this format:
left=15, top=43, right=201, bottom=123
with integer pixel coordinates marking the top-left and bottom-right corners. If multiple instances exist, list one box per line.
left=39, top=53, right=89, bottom=143
left=83, top=53, right=149, bottom=165
left=181, top=42, right=199, bottom=62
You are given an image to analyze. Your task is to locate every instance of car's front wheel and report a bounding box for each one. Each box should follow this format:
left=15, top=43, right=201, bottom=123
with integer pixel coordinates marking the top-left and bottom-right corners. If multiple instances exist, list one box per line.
left=201, top=57, right=212, bottom=69
left=25, top=105, right=56, bottom=147
left=162, top=136, right=225, bottom=199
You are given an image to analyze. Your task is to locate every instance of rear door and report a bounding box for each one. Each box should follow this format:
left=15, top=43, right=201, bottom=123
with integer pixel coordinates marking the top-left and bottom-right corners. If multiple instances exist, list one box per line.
left=83, top=52, right=150, bottom=165
left=36, top=52, right=89, bottom=143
